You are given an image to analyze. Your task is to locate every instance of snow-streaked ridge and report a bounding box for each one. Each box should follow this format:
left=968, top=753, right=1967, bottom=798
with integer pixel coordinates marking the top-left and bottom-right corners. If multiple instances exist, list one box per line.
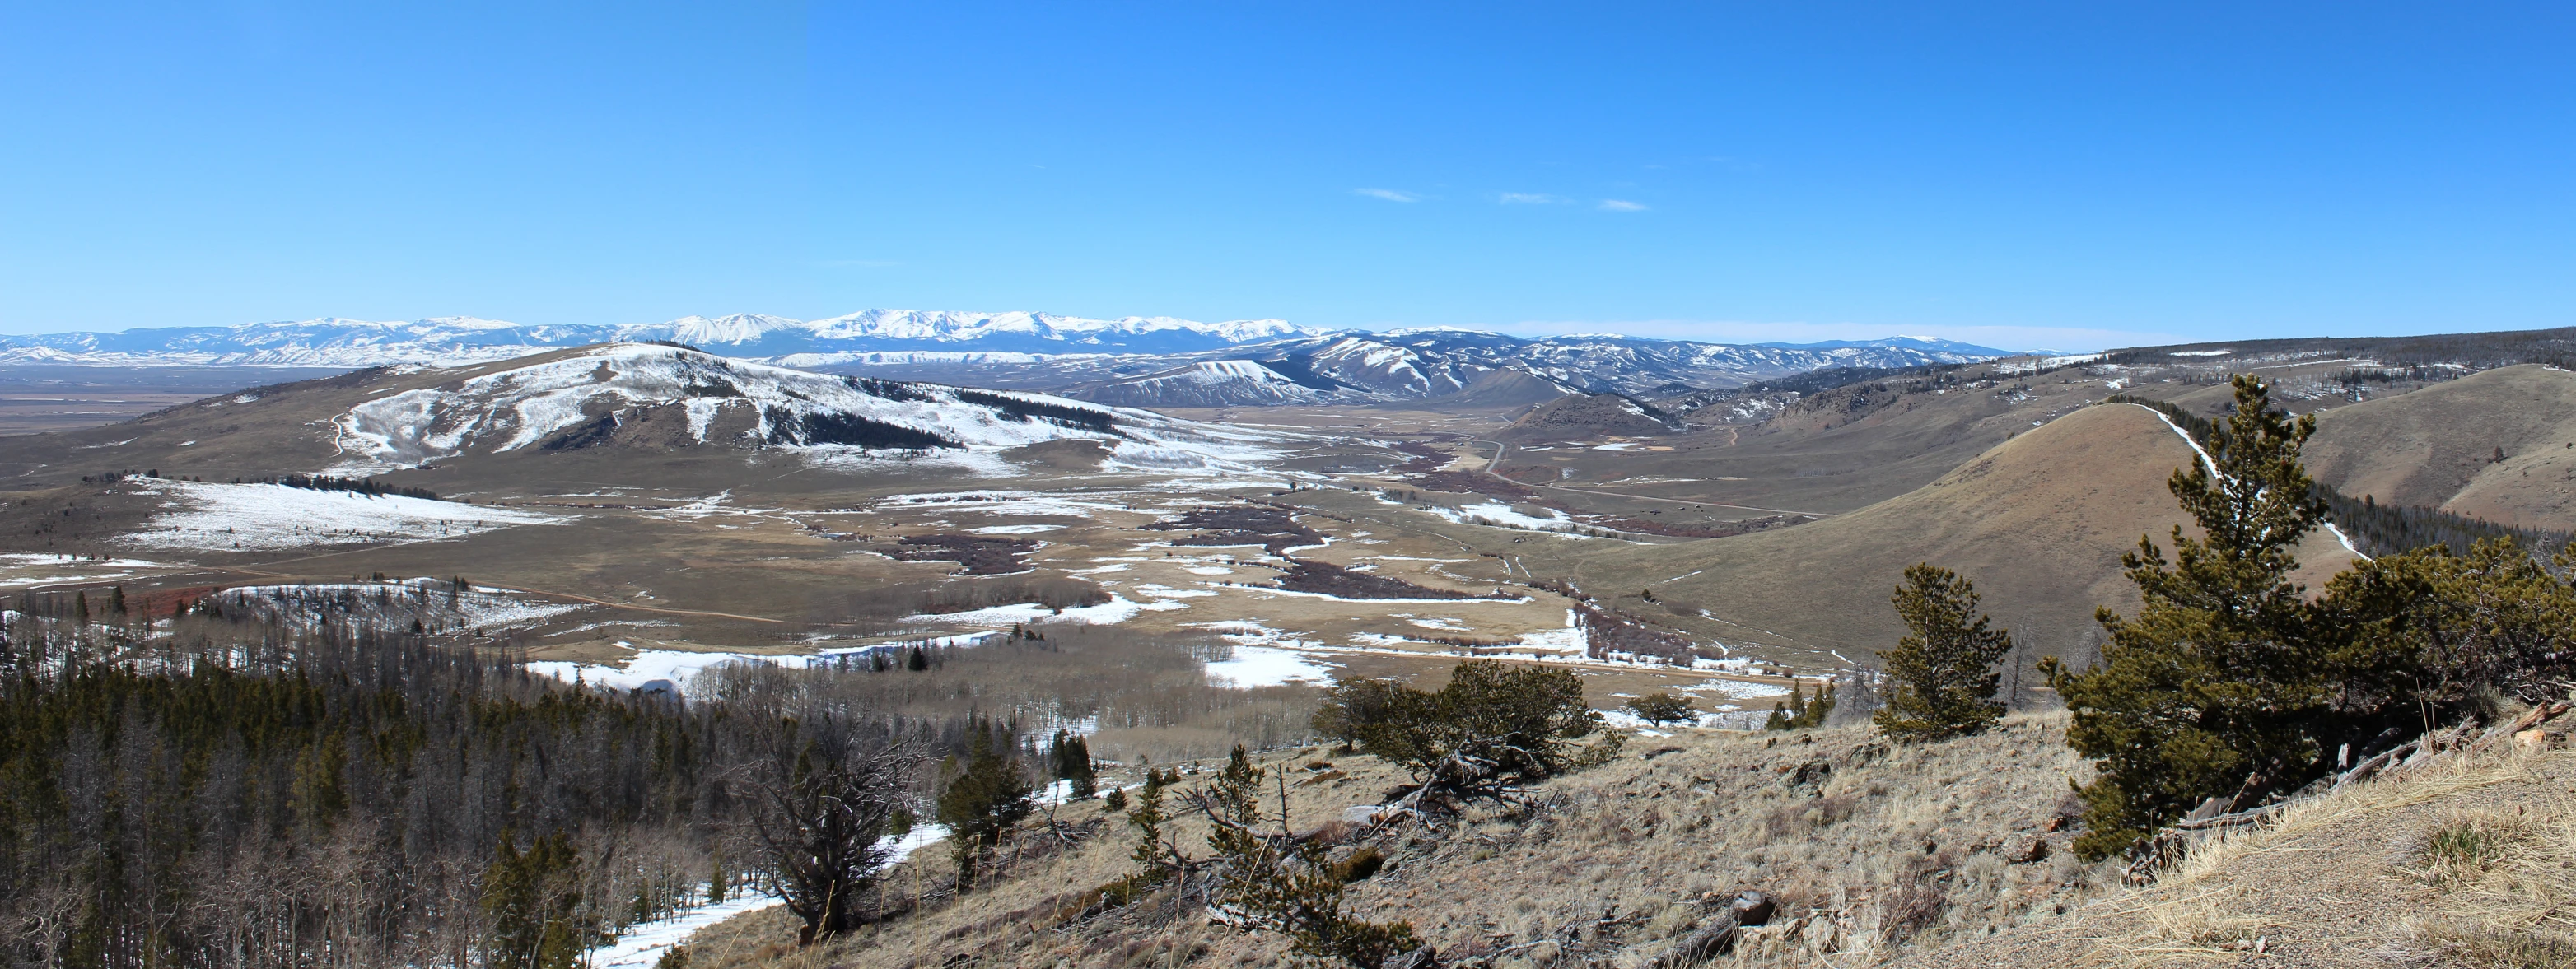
left=329, top=343, right=1302, bottom=475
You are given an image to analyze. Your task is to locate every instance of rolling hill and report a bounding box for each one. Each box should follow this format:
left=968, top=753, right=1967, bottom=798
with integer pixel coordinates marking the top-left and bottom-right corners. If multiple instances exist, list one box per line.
left=1495, top=393, right=1682, bottom=441
left=2299, top=364, right=2576, bottom=533
left=1572, top=403, right=2362, bottom=669
left=1434, top=367, right=1584, bottom=409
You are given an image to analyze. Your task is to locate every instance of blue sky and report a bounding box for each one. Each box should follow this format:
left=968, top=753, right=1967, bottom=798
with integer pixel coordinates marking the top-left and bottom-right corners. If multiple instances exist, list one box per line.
left=2, top=2, right=2570, bottom=350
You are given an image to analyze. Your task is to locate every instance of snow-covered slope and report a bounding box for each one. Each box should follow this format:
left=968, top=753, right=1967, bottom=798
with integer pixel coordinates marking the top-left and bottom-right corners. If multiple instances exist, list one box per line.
left=329, top=344, right=1294, bottom=474
left=0, top=310, right=1323, bottom=368
left=128, top=480, right=566, bottom=551
left=1065, top=360, right=1334, bottom=408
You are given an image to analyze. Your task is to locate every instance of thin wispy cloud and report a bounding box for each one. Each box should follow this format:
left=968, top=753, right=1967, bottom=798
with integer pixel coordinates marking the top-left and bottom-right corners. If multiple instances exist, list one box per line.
left=1497, top=192, right=1564, bottom=204
left=1351, top=188, right=1418, bottom=203
left=1596, top=199, right=1648, bottom=212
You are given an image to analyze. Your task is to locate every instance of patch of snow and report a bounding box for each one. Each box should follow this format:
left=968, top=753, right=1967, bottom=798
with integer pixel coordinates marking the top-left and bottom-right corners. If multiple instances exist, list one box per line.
left=588, top=894, right=783, bottom=967
left=124, top=481, right=565, bottom=551
left=527, top=649, right=774, bottom=693
left=905, top=594, right=1178, bottom=627
left=1205, top=645, right=1337, bottom=687
left=1427, top=501, right=1593, bottom=537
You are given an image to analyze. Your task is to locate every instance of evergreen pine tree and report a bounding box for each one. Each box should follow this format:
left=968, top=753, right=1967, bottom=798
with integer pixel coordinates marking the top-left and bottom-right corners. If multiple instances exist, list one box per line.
left=936, top=724, right=1034, bottom=892
left=481, top=830, right=591, bottom=969
left=1797, top=680, right=1836, bottom=728
left=2043, top=375, right=2342, bottom=860
left=1197, top=746, right=1421, bottom=967
left=1050, top=729, right=1098, bottom=799
left=1874, top=563, right=2014, bottom=741
left=1126, top=769, right=1173, bottom=887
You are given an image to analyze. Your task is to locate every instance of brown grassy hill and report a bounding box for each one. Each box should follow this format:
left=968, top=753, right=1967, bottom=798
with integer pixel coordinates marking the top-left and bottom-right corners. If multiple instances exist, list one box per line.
left=1570, top=403, right=2359, bottom=668
left=1493, top=394, right=1679, bottom=442
left=1437, top=367, right=1580, bottom=409
left=1570, top=366, right=2130, bottom=515
left=2300, top=364, right=2576, bottom=533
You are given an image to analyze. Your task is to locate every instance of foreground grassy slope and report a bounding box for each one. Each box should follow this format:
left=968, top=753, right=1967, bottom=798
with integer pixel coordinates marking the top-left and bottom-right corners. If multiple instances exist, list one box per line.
left=1574, top=403, right=2359, bottom=668
left=1897, top=729, right=2576, bottom=968
left=2301, top=363, right=2576, bottom=533
left=680, top=715, right=2118, bottom=969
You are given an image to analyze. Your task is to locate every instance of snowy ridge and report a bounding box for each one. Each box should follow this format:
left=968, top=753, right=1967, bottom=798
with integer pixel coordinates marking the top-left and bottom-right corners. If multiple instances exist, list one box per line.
left=1067, top=360, right=1332, bottom=408
left=329, top=343, right=1300, bottom=474
left=0, top=310, right=1324, bottom=368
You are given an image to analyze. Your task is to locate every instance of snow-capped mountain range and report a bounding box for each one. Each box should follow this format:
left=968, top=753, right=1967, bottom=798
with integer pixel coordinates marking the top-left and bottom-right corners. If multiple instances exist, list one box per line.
left=0, top=310, right=2021, bottom=406
left=0, top=310, right=1321, bottom=368
left=1057, top=330, right=2015, bottom=406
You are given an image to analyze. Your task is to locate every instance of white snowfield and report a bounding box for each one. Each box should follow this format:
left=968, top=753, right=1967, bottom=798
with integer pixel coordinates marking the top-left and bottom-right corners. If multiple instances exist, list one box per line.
left=329, top=344, right=1300, bottom=475
left=0, top=553, right=181, bottom=589
left=124, top=481, right=565, bottom=551
left=1204, top=645, right=1337, bottom=687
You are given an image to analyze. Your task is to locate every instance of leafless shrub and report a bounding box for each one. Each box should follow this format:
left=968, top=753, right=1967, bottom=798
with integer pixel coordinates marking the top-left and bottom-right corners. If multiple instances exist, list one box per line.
left=1878, top=878, right=1946, bottom=943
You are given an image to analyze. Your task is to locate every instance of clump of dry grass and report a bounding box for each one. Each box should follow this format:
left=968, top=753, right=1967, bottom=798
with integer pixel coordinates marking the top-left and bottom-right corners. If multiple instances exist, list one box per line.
left=2410, top=809, right=2536, bottom=883
left=2416, top=925, right=2576, bottom=969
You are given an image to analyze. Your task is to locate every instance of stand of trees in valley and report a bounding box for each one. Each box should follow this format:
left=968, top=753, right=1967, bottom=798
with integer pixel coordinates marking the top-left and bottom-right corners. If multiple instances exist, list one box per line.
left=0, top=591, right=1312, bottom=968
